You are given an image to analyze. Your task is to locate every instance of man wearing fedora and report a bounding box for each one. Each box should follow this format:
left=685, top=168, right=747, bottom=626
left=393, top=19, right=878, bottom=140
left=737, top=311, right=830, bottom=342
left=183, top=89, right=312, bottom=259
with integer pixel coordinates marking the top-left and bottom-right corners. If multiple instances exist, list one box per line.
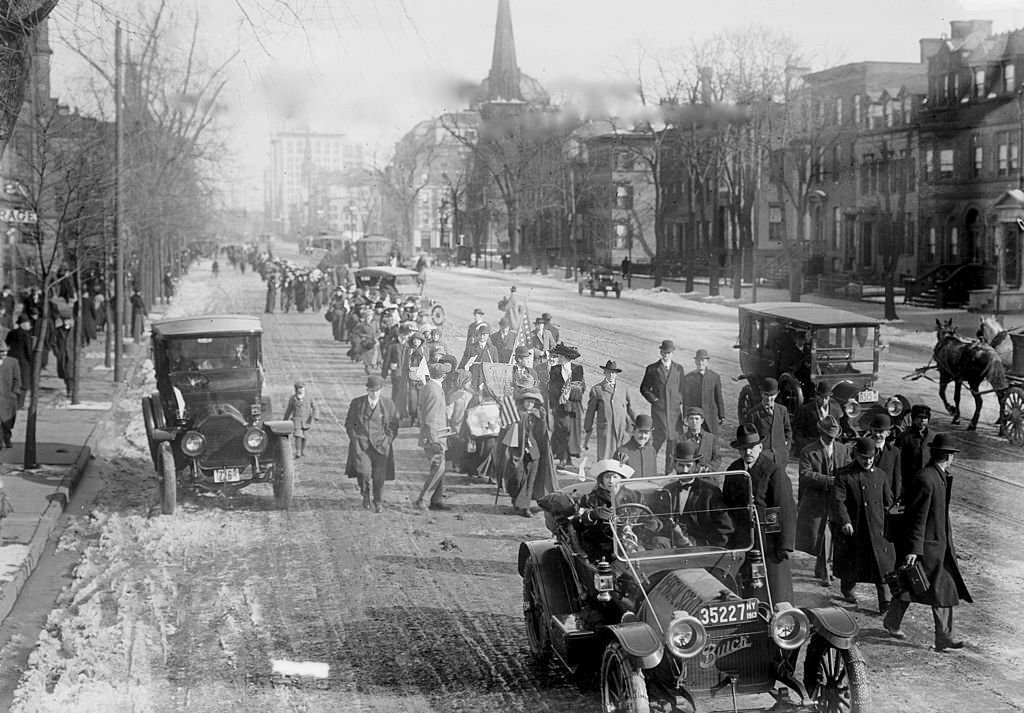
left=883, top=433, right=972, bottom=652
left=746, top=377, right=793, bottom=469
left=541, top=312, right=560, bottom=343
left=794, top=382, right=842, bottom=453
left=681, top=406, right=720, bottom=471
left=796, top=415, right=852, bottom=586
left=895, top=404, right=931, bottom=492
left=724, top=424, right=797, bottom=603
left=344, top=375, right=400, bottom=512
left=584, top=359, right=636, bottom=460
left=866, top=412, right=903, bottom=502
left=459, top=323, right=501, bottom=372
left=683, top=349, right=725, bottom=434
left=831, top=436, right=897, bottom=613
left=640, top=339, right=687, bottom=472
left=491, top=316, right=517, bottom=363
left=616, top=415, right=657, bottom=478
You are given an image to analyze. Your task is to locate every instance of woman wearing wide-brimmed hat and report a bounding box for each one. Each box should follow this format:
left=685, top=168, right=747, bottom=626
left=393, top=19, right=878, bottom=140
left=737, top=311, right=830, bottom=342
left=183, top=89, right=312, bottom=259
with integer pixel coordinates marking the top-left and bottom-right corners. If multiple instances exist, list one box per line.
left=547, top=343, right=585, bottom=467
left=496, top=388, right=556, bottom=516
left=584, top=359, right=636, bottom=460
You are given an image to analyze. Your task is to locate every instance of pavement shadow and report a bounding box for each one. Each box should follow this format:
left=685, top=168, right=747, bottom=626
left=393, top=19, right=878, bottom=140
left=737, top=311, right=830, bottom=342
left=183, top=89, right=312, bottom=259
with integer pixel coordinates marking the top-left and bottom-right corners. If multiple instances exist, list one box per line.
left=375, top=554, right=518, bottom=577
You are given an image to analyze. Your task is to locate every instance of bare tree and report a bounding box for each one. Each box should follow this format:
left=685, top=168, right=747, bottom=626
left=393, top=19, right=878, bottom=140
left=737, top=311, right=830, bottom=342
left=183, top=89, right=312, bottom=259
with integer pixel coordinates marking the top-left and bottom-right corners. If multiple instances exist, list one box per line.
left=0, top=0, right=58, bottom=158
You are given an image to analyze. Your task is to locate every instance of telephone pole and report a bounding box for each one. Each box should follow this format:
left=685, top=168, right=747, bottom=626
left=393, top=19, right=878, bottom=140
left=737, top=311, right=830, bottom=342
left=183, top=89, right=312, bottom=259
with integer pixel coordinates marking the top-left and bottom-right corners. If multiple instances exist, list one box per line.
left=113, top=22, right=125, bottom=382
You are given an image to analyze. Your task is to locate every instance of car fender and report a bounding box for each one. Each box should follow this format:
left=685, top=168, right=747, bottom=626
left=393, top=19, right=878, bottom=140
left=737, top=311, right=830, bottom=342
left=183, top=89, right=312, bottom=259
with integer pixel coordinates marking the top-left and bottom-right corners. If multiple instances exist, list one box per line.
left=263, top=420, right=295, bottom=436
left=151, top=428, right=176, bottom=442
left=604, top=622, right=664, bottom=669
left=517, top=540, right=578, bottom=618
left=800, top=606, right=859, bottom=650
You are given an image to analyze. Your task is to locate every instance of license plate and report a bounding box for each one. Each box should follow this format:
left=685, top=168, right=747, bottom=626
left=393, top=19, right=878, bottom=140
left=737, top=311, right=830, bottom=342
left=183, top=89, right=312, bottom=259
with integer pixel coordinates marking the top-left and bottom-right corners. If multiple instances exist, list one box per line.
left=857, top=389, right=878, bottom=403
left=697, top=599, right=759, bottom=626
left=213, top=467, right=241, bottom=483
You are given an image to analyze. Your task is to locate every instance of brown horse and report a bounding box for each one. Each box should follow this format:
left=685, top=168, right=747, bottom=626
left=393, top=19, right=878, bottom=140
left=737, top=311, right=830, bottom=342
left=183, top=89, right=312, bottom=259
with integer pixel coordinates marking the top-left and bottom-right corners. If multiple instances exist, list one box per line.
left=934, top=318, right=1007, bottom=431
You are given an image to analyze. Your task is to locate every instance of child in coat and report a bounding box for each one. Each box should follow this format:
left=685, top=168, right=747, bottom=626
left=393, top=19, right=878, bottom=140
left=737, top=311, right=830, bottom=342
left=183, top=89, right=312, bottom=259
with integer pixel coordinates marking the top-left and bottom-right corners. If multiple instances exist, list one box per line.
left=284, top=382, right=317, bottom=457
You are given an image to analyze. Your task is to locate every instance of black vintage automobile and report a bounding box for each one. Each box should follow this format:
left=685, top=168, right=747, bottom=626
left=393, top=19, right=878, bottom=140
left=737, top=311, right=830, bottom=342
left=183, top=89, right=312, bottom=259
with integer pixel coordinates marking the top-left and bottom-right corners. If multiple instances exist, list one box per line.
left=141, top=315, right=295, bottom=514
left=579, top=267, right=622, bottom=298
left=520, top=470, right=869, bottom=713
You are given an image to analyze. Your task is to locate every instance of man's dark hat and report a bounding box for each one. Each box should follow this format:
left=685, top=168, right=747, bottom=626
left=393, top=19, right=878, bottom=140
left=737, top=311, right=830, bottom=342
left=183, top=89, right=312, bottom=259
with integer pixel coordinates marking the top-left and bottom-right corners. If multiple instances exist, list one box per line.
left=473, top=307, right=485, bottom=315
left=15, top=313, right=29, bottom=325
left=550, top=343, right=580, bottom=360
left=634, top=414, right=654, bottom=431
left=366, top=375, right=385, bottom=391
left=817, top=415, right=842, bottom=438
left=476, top=323, right=491, bottom=335
left=659, top=339, right=675, bottom=352
left=814, top=381, right=833, bottom=397
left=731, top=423, right=763, bottom=449
left=541, top=312, right=552, bottom=321
left=762, top=377, right=780, bottom=396
left=514, top=345, right=531, bottom=359
left=600, top=360, right=622, bottom=372
left=685, top=406, right=705, bottom=418
left=534, top=316, right=544, bottom=324
left=928, top=433, right=960, bottom=453
left=911, top=404, right=932, bottom=418
left=694, top=348, right=710, bottom=360
left=853, top=436, right=877, bottom=457
left=673, top=439, right=701, bottom=463
left=867, top=412, right=892, bottom=431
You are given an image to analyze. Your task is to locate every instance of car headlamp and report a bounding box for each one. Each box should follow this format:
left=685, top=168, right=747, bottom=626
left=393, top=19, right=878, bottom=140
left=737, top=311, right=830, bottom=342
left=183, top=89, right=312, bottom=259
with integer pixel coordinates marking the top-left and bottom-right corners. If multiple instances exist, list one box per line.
left=886, top=396, right=906, bottom=417
left=843, top=399, right=861, bottom=418
left=770, top=604, right=811, bottom=650
left=181, top=430, right=206, bottom=457
left=665, top=612, right=707, bottom=659
left=243, top=427, right=268, bottom=454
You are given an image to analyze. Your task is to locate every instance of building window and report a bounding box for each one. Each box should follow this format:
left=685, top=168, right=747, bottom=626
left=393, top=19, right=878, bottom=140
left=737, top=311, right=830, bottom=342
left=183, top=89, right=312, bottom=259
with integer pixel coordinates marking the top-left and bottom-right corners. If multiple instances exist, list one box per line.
left=853, top=94, right=861, bottom=124
left=902, top=96, right=913, bottom=124
left=950, top=226, right=959, bottom=259
left=832, top=144, right=842, bottom=182
left=868, top=102, right=883, bottom=129
left=905, top=213, right=915, bottom=256
left=972, top=135, right=984, bottom=177
left=997, top=131, right=1019, bottom=175
left=769, top=204, right=784, bottom=242
left=835, top=97, right=843, bottom=124
left=832, top=206, right=841, bottom=250
left=614, top=221, right=630, bottom=250
left=974, top=68, right=986, bottom=98
left=618, top=152, right=636, bottom=171
left=615, top=184, right=634, bottom=210
left=860, top=154, right=872, bottom=193
left=928, top=226, right=937, bottom=261
left=923, top=148, right=934, bottom=181
left=939, top=148, right=954, bottom=178
left=1006, top=62, right=1017, bottom=93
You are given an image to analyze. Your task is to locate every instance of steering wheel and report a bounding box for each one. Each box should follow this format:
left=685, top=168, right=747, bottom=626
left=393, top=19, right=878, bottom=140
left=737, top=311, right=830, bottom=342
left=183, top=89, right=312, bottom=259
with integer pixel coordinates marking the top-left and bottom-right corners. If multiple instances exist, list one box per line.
left=183, top=371, right=210, bottom=390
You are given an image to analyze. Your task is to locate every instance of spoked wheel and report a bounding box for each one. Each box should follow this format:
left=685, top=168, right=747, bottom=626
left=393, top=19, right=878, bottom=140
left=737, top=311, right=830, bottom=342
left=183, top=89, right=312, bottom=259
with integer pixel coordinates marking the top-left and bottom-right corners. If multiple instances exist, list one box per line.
left=159, top=442, right=177, bottom=515
left=737, top=384, right=755, bottom=422
left=521, top=560, right=552, bottom=664
left=141, top=396, right=159, bottom=471
left=600, top=642, right=650, bottom=713
left=1002, top=386, right=1024, bottom=445
left=273, top=435, right=295, bottom=509
left=430, top=304, right=446, bottom=326
left=803, top=636, right=870, bottom=713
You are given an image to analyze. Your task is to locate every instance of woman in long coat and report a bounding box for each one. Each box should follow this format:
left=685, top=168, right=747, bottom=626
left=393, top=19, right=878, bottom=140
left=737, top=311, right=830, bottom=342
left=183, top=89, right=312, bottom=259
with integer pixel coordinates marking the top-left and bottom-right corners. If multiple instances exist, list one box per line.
left=496, top=388, right=556, bottom=517
left=831, top=437, right=897, bottom=612
left=583, top=360, right=635, bottom=460
left=547, top=343, right=585, bottom=467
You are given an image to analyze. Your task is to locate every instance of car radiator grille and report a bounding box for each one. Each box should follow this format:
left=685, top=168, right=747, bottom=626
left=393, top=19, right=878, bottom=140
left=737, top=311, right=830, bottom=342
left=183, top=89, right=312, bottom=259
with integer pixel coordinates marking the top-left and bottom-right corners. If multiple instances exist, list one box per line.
left=681, top=621, right=775, bottom=694
left=198, top=416, right=250, bottom=470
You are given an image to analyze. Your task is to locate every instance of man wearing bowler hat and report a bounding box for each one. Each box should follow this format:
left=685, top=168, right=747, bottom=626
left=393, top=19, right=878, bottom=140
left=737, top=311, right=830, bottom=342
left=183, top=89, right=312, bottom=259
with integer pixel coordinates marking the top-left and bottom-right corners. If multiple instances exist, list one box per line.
left=866, top=412, right=902, bottom=502
left=681, top=406, right=720, bottom=470
left=883, top=433, right=972, bottom=652
left=794, top=382, right=842, bottom=452
left=345, top=374, right=400, bottom=512
left=746, top=377, right=793, bottom=468
left=616, top=415, right=657, bottom=478
left=585, top=359, right=636, bottom=460
left=465, top=308, right=487, bottom=354
left=895, top=404, right=931, bottom=492
left=640, top=339, right=687, bottom=472
left=724, top=424, right=796, bottom=603
left=796, top=415, right=851, bottom=586
left=683, top=349, right=725, bottom=434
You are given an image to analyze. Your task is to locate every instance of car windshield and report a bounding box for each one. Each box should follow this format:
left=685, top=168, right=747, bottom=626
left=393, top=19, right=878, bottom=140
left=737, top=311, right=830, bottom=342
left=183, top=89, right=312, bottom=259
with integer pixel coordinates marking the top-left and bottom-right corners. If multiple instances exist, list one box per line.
left=811, top=325, right=877, bottom=377
left=393, top=275, right=420, bottom=292
left=611, top=471, right=754, bottom=562
left=164, top=335, right=260, bottom=372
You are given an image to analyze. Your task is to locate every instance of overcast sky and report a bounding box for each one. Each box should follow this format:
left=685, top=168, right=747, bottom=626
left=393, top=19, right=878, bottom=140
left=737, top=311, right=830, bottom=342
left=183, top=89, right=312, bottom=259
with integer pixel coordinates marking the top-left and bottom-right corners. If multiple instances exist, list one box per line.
left=49, top=0, right=1024, bottom=208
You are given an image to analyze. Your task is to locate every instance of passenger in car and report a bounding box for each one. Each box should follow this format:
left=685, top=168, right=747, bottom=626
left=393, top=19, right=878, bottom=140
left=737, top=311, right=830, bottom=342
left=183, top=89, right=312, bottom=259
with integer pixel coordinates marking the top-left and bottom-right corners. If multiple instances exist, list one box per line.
left=663, top=441, right=734, bottom=548
left=575, top=459, right=669, bottom=558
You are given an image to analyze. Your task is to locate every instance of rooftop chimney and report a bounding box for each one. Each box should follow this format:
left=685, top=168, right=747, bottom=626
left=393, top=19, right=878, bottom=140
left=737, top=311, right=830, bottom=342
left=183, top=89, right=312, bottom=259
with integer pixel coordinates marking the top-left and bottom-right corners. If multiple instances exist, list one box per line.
left=949, top=19, right=993, bottom=40
left=919, top=38, right=944, bottom=63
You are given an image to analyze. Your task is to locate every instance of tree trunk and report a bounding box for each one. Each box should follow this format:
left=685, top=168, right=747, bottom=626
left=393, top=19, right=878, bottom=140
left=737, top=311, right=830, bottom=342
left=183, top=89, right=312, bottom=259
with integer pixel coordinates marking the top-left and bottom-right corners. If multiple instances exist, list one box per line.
left=731, top=204, right=742, bottom=300
left=884, top=271, right=898, bottom=320
left=72, top=269, right=82, bottom=404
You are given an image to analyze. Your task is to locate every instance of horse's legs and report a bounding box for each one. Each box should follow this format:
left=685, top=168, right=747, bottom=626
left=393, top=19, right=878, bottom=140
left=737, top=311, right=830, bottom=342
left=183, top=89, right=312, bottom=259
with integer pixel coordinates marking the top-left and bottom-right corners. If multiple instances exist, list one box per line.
left=953, top=380, right=964, bottom=425
left=940, top=376, right=960, bottom=424
left=967, top=386, right=983, bottom=431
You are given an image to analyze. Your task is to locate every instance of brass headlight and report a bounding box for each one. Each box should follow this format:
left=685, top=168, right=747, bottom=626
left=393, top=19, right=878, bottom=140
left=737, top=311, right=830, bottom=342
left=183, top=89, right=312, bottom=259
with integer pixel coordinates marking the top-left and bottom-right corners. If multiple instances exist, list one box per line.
left=665, top=612, right=707, bottom=659
left=886, top=396, right=905, bottom=417
left=243, top=427, right=268, bottom=454
left=770, top=605, right=811, bottom=650
left=181, top=431, right=206, bottom=457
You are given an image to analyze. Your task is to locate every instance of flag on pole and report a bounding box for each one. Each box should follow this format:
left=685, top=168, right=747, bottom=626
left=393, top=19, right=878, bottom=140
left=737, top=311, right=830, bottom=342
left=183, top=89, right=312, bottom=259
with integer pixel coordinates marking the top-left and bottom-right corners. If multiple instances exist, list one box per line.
left=498, top=393, right=521, bottom=428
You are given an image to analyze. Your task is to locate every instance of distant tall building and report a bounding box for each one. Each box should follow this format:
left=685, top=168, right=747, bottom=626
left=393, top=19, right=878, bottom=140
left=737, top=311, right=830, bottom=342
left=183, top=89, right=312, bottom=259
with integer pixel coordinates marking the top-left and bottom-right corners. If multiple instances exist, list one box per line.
left=266, top=129, right=366, bottom=235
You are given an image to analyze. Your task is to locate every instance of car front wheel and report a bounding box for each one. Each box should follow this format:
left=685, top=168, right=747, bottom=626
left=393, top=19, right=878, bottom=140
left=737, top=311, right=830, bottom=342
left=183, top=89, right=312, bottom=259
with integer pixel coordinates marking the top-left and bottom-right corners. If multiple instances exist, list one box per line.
left=522, top=560, right=552, bottom=664
left=159, top=442, right=177, bottom=515
left=273, top=435, right=295, bottom=510
left=601, top=642, right=650, bottom=713
left=803, top=635, right=870, bottom=713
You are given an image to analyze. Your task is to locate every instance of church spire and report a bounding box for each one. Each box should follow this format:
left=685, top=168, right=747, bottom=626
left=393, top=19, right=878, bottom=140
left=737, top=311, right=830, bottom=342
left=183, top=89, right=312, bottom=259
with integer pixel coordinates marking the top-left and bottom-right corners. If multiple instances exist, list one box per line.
left=486, top=0, right=522, bottom=101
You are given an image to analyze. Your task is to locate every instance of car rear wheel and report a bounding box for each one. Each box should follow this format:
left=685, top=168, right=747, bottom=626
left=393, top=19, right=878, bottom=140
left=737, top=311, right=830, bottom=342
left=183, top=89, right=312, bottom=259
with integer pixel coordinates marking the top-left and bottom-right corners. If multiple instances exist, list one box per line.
left=141, top=396, right=159, bottom=471
left=737, top=384, right=755, bottom=422
left=159, top=442, right=177, bottom=515
left=600, top=642, right=650, bottom=713
left=273, top=435, right=295, bottom=510
left=430, top=304, right=446, bottom=325
left=803, top=636, right=870, bottom=713
left=522, top=560, right=552, bottom=664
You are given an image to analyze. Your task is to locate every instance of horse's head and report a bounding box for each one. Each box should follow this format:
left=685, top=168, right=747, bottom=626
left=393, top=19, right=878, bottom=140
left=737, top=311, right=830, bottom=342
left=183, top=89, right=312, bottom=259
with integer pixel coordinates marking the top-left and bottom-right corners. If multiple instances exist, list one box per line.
left=977, top=314, right=1005, bottom=344
left=935, top=318, right=958, bottom=342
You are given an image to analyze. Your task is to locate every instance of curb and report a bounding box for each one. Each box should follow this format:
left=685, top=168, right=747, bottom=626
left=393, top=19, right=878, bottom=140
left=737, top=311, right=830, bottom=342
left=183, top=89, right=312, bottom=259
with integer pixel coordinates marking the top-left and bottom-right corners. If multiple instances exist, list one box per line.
left=0, top=445, right=92, bottom=626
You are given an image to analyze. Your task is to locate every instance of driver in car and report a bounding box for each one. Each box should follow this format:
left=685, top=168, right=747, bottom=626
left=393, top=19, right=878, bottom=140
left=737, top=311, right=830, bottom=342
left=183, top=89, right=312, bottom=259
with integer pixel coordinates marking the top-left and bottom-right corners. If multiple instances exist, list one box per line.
left=575, top=459, right=669, bottom=558
left=662, top=440, right=734, bottom=548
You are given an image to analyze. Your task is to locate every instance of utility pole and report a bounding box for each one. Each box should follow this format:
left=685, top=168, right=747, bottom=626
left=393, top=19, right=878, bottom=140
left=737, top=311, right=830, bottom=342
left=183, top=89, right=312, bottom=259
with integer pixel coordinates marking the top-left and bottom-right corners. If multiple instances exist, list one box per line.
left=113, top=22, right=124, bottom=383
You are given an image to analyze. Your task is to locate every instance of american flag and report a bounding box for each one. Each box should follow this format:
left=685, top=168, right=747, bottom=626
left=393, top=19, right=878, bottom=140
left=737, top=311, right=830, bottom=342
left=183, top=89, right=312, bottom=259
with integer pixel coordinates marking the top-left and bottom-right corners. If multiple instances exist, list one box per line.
left=498, top=393, right=521, bottom=428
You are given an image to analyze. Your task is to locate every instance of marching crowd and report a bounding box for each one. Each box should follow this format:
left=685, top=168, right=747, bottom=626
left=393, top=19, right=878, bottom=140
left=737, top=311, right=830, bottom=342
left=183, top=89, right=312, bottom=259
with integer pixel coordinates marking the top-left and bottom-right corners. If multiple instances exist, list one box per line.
left=253, top=255, right=971, bottom=654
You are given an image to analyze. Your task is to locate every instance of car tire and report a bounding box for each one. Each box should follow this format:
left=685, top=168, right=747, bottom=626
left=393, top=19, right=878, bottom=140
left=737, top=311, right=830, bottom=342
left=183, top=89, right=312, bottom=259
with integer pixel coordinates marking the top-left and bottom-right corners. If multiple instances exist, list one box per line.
left=737, top=384, right=755, bottom=422
left=159, top=442, right=177, bottom=516
left=522, top=559, right=552, bottom=664
left=803, top=636, right=870, bottom=713
left=615, top=288, right=621, bottom=298
left=430, top=304, right=446, bottom=326
left=141, top=396, right=159, bottom=471
left=274, top=435, right=295, bottom=510
left=600, top=642, right=650, bottom=713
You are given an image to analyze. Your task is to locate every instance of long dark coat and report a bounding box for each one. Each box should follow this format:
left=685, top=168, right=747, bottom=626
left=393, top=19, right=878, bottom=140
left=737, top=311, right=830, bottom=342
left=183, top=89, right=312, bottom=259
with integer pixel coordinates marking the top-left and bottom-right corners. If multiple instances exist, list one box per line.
left=725, top=452, right=796, bottom=603
left=496, top=408, right=556, bottom=510
left=894, top=426, right=929, bottom=495
left=0, top=355, right=21, bottom=422
left=549, top=363, right=585, bottom=460
left=793, top=399, right=842, bottom=451
left=617, top=437, right=658, bottom=478
left=874, top=442, right=903, bottom=503
left=344, top=395, right=398, bottom=481
left=795, top=439, right=852, bottom=556
left=831, top=461, right=896, bottom=584
left=745, top=402, right=792, bottom=468
left=682, top=368, right=726, bottom=434
left=899, top=463, right=972, bottom=607
left=640, top=359, right=685, bottom=440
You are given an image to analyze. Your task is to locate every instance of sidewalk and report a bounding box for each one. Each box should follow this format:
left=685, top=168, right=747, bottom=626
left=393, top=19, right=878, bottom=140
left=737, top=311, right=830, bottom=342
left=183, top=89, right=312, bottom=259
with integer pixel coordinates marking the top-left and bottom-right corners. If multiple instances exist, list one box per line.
left=0, top=309, right=162, bottom=626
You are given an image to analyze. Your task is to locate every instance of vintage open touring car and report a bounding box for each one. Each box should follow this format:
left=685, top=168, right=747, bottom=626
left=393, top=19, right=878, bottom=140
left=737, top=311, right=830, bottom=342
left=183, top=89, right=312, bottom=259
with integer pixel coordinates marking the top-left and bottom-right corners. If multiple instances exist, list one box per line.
left=579, top=266, right=623, bottom=298
left=735, top=302, right=910, bottom=438
left=353, top=265, right=447, bottom=325
left=141, top=315, right=295, bottom=514
left=520, top=469, right=869, bottom=713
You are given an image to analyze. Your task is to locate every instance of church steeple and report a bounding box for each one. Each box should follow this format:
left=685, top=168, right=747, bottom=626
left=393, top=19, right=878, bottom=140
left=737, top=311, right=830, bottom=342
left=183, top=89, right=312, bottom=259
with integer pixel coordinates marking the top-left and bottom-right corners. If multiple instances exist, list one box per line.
left=486, top=0, right=522, bottom=102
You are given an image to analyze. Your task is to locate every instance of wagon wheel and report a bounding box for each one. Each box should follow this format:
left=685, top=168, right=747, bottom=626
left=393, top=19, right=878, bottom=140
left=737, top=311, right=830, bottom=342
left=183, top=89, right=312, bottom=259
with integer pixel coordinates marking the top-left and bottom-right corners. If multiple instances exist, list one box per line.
left=521, top=559, right=552, bottom=664
left=778, top=373, right=805, bottom=415
left=1002, top=386, right=1024, bottom=446
left=803, top=636, right=871, bottom=713
left=600, top=642, right=650, bottom=713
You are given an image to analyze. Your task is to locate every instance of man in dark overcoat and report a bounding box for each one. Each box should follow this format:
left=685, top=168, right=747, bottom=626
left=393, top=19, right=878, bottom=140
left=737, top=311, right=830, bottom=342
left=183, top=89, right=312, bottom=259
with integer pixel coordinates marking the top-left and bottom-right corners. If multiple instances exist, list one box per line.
left=0, top=342, right=21, bottom=448
left=682, top=349, right=725, bottom=434
left=866, top=412, right=902, bottom=502
left=724, top=424, right=796, bottom=604
left=615, top=415, right=657, bottom=478
left=640, top=339, right=686, bottom=472
left=5, top=315, right=32, bottom=408
left=796, top=415, right=851, bottom=586
left=831, top=436, right=896, bottom=613
left=464, top=308, right=487, bottom=354
left=883, top=434, right=972, bottom=651
left=680, top=406, right=720, bottom=470
left=894, top=404, right=930, bottom=493
left=745, top=377, right=793, bottom=469
left=344, top=375, right=399, bottom=512
left=794, top=382, right=842, bottom=452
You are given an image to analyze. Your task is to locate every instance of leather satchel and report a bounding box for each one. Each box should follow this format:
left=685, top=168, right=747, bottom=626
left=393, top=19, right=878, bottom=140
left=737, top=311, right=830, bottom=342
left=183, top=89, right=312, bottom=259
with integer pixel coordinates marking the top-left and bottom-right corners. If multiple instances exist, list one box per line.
left=885, top=561, right=929, bottom=598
